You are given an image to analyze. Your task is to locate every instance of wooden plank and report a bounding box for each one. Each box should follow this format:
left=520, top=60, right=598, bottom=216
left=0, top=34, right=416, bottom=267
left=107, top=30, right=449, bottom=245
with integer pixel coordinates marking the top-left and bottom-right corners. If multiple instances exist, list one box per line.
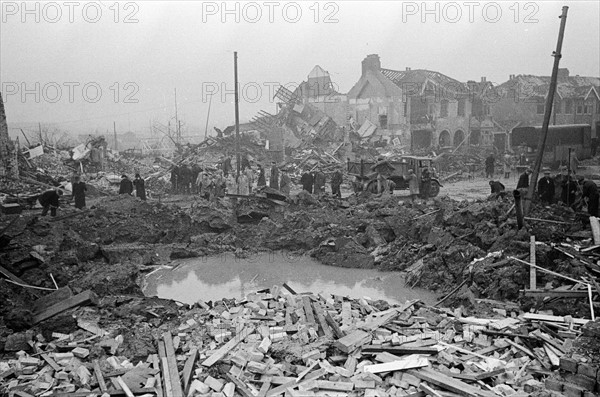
left=151, top=354, right=164, bottom=397
left=93, top=360, right=108, bottom=393
left=407, top=368, right=497, bottom=397
left=361, top=345, right=439, bottom=355
left=201, top=325, right=255, bottom=367
left=530, top=235, right=536, bottom=290
left=257, top=380, right=271, bottom=397
left=363, top=355, right=429, bottom=373
left=116, top=376, right=135, bottom=397
left=52, top=388, right=157, bottom=397
left=40, top=353, right=61, bottom=372
left=161, top=357, right=174, bottom=397
left=32, top=286, right=72, bottom=313
left=324, top=312, right=345, bottom=339
left=334, top=330, right=372, bottom=353
left=266, top=369, right=327, bottom=397
left=303, top=296, right=316, bottom=325
left=522, top=289, right=589, bottom=298
left=0, top=265, right=41, bottom=298
left=312, top=301, right=333, bottom=338
left=522, top=313, right=589, bottom=325
left=543, top=343, right=560, bottom=367
left=181, top=348, right=197, bottom=395
left=419, top=383, right=443, bottom=397
left=33, top=290, right=97, bottom=323
left=163, top=332, right=184, bottom=397
left=315, top=381, right=354, bottom=391
left=282, top=283, right=297, bottom=295
left=225, top=373, right=256, bottom=397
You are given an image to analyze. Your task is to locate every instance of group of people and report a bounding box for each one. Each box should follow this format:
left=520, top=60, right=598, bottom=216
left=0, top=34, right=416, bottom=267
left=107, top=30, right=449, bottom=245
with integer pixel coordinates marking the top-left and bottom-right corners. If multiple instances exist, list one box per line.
left=489, top=166, right=600, bottom=217
left=300, top=168, right=344, bottom=198
left=119, top=174, right=147, bottom=200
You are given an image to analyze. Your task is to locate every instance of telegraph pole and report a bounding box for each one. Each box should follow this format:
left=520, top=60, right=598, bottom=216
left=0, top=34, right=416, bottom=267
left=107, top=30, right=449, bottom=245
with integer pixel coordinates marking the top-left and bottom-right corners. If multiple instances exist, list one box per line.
left=234, top=51, right=241, bottom=179
left=113, top=121, right=118, bottom=151
left=524, top=6, right=568, bottom=214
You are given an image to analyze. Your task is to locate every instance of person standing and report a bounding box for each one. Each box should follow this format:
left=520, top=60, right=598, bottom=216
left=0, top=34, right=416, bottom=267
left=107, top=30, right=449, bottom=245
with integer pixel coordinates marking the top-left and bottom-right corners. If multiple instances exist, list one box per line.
left=420, top=167, right=431, bottom=199
left=503, top=154, right=512, bottom=179
left=170, top=166, right=179, bottom=194
left=257, top=164, right=266, bottom=187
left=245, top=166, right=254, bottom=194
left=214, top=171, right=226, bottom=198
left=72, top=176, right=87, bottom=209
left=133, top=174, right=147, bottom=201
left=222, top=156, right=232, bottom=177
left=537, top=169, right=555, bottom=204
left=270, top=162, right=280, bottom=190
left=38, top=189, right=63, bottom=216
left=191, top=164, right=201, bottom=194
left=119, top=175, right=133, bottom=195
left=331, top=169, right=343, bottom=198
left=226, top=173, right=236, bottom=195
left=407, top=169, right=419, bottom=202
left=238, top=173, right=249, bottom=195
left=314, top=168, right=326, bottom=197
left=581, top=177, right=599, bottom=217
left=280, top=171, right=291, bottom=196
left=516, top=168, right=532, bottom=190
left=300, top=171, right=314, bottom=193
left=485, top=153, right=495, bottom=179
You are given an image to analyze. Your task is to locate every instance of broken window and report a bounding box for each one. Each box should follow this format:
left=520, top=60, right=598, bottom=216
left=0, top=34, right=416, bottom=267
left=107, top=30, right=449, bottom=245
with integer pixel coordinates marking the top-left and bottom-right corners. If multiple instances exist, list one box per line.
left=576, top=105, right=583, bottom=114
left=440, top=100, right=449, bottom=117
left=457, top=98, right=465, bottom=116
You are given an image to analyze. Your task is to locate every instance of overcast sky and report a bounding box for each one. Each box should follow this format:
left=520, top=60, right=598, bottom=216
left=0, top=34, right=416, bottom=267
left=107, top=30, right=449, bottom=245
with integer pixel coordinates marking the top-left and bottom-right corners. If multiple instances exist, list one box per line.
left=1, top=0, right=599, bottom=137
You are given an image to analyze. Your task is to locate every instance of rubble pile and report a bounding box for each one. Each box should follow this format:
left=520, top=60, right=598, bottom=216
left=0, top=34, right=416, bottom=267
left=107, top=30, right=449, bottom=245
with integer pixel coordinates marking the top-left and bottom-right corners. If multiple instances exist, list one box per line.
left=1, top=284, right=599, bottom=397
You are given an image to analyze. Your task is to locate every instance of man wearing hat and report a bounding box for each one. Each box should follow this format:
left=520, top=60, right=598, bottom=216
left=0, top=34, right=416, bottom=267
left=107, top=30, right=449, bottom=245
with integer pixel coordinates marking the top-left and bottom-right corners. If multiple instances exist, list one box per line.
left=537, top=168, right=555, bottom=204
left=516, top=168, right=532, bottom=190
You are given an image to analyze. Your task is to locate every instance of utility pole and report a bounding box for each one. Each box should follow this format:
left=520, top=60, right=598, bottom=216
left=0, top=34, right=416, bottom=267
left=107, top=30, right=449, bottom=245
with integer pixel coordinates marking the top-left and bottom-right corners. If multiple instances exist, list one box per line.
left=204, top=93, right=213, bottom=140
left=113, top=121, right=118, bottom=151
left=234, top=51, right=241, bottom=179
left=524, top=6, right=568, bottom=214
left=174, top=88, right=180, bottom=144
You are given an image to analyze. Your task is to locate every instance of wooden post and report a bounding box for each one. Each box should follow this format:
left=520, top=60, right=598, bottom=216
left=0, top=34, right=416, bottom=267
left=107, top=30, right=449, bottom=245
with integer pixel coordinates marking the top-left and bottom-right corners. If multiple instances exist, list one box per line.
left=530, top=236, right=536, bottom=290
left=524, top=6, right=569, bottom=214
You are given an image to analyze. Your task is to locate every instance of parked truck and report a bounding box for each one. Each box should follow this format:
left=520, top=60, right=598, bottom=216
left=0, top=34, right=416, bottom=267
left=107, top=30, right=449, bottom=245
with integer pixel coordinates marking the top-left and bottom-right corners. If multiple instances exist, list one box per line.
left=347, top=156, right=442, bottom=197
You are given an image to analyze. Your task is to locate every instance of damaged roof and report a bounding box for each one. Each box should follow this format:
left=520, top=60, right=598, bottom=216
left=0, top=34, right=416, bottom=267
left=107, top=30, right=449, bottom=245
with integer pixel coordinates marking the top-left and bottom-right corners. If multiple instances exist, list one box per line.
left=494, top=72, right=600, bottom=100
left=381, top=68, right=469, bottom=95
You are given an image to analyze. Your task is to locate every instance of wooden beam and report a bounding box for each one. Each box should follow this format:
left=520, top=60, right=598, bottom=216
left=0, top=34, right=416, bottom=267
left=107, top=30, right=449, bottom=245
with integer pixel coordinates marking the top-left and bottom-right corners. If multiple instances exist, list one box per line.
left=361, top=345, right=438, bottom=355
left=181, top=349, right=197, bottom=396
left=302, top=296, right=316, bottom=325
left=324, top=312, right=345, bottom=339
left=312, top=301, right=332, bottom=338
left=33, top=290, right=97, bottom=323
left=530, top=235, right=536, bottom=290
left=163, top=332, right=184, bottom=397
left=522, top=289, right=589, bottom=298
left=407, top=368, right=497, bottom=397
left=201, top=325, right=255, bottom=367
left=93, top=360, right=108, bottom=393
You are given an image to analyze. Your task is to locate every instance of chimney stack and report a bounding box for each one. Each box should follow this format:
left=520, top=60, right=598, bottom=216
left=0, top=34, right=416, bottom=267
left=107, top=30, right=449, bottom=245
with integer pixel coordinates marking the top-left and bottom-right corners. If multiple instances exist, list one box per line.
left=362, top=54, right=381, bottom=77
left=406, top=67, right=411, bottom=71
left=509, top=74, right=515, bottom=80
left=481, top=77, right=487, bottom=83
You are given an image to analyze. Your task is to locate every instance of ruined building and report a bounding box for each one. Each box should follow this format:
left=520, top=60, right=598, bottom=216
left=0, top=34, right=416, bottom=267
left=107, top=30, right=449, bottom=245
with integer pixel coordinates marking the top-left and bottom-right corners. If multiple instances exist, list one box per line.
left=0, top=93, right=19, bottom=178
left=491, top=68, right=600, bottom=138
left=347, top=54, right=495, bottom=151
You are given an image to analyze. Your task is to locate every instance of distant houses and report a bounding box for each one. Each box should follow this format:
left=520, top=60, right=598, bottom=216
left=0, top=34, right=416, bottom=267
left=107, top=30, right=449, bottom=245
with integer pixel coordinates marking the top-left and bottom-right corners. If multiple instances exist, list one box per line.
left=291, top=55, right=600, bottom=153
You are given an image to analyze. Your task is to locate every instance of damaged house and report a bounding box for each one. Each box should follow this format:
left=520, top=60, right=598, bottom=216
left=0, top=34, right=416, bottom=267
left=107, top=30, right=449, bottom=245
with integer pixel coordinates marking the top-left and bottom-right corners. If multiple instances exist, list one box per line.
left=347, top=54, right=496, bottom=151
left=491, top=68, right=600, bottom=141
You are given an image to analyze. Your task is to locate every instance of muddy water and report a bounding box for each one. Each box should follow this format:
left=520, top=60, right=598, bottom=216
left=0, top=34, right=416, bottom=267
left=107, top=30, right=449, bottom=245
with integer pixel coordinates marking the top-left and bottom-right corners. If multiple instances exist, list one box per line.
left=142, top=252, right=437, bottom=305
